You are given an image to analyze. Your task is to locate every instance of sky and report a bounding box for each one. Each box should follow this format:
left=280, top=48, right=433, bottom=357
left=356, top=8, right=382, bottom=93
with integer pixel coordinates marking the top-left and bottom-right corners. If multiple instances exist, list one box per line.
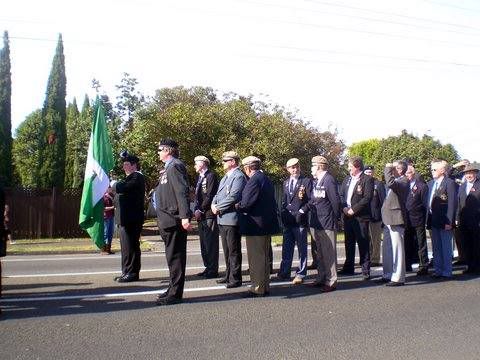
left=2, top=0, right=480, bottom=160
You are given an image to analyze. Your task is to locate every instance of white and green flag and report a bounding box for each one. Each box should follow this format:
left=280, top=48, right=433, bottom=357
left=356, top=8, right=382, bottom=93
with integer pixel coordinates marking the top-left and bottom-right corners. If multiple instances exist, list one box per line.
left=79, top=99, right=114, bottom=249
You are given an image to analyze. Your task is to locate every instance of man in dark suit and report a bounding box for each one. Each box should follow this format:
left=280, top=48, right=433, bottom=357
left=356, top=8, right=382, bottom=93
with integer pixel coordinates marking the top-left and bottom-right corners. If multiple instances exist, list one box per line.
left=193, top=155, right=219, bottom=278
left=155, top=139, right=192, bottom=305
left=300, top=155, right=341, bottom=292
left=427, top=160, right=457, bottom=278
left=339, top=156, right=374, bottom=280
left=380, top=160, right=410, bottom=286
left=364, top=165, right=386, bottom=266
left=112, top=152, right=146, bottom=283
left=211, top=151, right=247, bottom=289
left=404, top=164, right=429, bottom=275
left=277, top=158, right=312, bottom=284
left=0, top=183, right=5, bottom=303
left=456, top=163, right=480, bottom=274
left=236, top=156, right=280, bottom=297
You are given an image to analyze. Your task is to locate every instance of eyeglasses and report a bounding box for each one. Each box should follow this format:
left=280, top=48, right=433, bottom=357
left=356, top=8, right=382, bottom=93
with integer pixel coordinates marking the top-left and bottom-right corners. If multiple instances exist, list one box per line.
left=222, top=159, right=232, bottom=162
left=431, top=168, right=439, bottom=172
left=158, top=147, right=166, bottom=152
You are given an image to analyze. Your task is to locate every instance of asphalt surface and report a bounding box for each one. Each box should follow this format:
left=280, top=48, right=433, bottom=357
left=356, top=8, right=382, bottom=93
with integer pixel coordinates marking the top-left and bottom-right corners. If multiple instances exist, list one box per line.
left=1, top=242, right=480, bottom=360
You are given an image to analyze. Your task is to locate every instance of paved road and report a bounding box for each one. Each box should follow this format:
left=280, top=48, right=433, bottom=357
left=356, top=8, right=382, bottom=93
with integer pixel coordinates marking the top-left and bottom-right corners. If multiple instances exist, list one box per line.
left=1, top=242, right=479, bottom=360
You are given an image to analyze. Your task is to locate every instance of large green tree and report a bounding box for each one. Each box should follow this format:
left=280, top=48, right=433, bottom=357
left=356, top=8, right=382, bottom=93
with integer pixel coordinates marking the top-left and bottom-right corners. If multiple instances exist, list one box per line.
left=348, top=130, right=459, bottom=181
left=38, top=33, right=67, bottom=188
left=123, top=86, right=345, bottom=186
left=0, top=31, right=12, bottom=185
left=64, top=98, right=79, bottom=188
left=12, top=110, right=42, bottom=187
left=115, top=72, right=144, bottom=131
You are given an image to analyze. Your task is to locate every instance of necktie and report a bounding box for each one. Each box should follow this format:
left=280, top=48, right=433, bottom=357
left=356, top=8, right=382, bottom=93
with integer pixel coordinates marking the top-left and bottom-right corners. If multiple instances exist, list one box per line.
left=289, top=179, right=294, bottom=194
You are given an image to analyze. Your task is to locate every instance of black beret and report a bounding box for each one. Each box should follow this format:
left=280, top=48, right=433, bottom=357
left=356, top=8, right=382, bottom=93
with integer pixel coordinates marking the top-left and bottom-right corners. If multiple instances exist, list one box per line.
left=364, top=165, right=374, bottom=171
left=159, top=138, right=179, bottom=148
left=120, top=150, right=139, bottom=164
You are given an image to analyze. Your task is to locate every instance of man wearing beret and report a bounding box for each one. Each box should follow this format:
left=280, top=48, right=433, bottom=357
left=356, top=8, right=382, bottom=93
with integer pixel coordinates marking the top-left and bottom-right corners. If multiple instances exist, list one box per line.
left=456, top=163, right=480, bottom=274
left=193, top=155, right=219, bottom=278
left=112, top=152, right=146, bottom=283
left=277, top=158, right=312, bottom=284
left=155, top=139, right=192, bottom=305
left=339, top=156, right=374, bottom=280
left=211, top=151, right=247, bottom=288
left=299, top=156, right=341, bottom=292
left=236, top=156, right=280, bottom=297
left=364, top=165, right=385, bottom=266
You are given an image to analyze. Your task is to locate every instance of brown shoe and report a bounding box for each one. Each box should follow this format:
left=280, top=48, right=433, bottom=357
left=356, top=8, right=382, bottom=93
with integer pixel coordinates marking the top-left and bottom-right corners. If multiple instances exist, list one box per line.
left=320, top=284, right=336, bottom=293
left=100, top=245, right=109, bottom=255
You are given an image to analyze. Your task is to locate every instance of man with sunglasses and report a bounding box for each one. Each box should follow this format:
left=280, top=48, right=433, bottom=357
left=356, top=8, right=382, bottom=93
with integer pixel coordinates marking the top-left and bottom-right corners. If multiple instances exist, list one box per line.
left=211, top=151, right=247, bottom=289
left=155, top=139, right=192, bottom=306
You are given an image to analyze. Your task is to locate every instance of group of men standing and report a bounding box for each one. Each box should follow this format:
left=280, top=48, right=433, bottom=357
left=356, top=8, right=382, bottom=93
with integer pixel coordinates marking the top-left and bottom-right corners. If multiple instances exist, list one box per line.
left=111, top=137, right=480, bottom=306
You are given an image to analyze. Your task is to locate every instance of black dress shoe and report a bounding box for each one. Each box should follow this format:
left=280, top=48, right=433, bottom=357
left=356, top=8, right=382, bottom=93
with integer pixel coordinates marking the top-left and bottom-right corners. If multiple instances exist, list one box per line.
left=307, top=263, right=317, bottom=270
left=362, top=274, right=371, bottom=281
left=117, top=274, right=139, bottom=283
left=156, top=292, right=168, bottom=300
left=416, top=268, right=429, bottom=276
left=216, top=278, right=228, bottom=284
left=243, top=291, right=269, bottom=298
left=113, top=274, right=125, bottom=281
left=156, top=297, right=183, bottom=306
left=226, top=282, right=242, bottom=289
left=338, top=269, right=355, bottom=276
left=385, top=281, right=404, bottom=287
left=205, top=272, right=219, bottom=279
left=196, top=270, right=207, bottom=277
left=375, top=277, right=390, bottom=284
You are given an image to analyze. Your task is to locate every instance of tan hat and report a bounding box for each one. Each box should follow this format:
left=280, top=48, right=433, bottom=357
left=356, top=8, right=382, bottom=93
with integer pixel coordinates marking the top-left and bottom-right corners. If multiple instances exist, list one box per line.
left=286, top=158, right=299, bottom=168
left=194, top=155, right=210, bottom=165
left=242, top=156, right=261, bottom=166
left=311, top=155, right=329, bottom=165
left=462, top=162, right=480, bottom=173
left=222, top=151, right=239, bottom=161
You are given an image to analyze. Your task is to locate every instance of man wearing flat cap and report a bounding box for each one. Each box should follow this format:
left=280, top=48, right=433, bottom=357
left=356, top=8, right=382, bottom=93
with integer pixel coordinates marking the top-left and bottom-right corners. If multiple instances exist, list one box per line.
left=277, top=158, right=312, bottom=284
left=364, top=165, right=386, bottom=266
left=236, top=156, right=280, bottom=297
left=456, top=162, right=480, bottom=274
left=112, top=151, right=146, bottom=283
left=193, top=155, right=219, bottom=278
left=298, top=156, right=340, bottom=292
left=155, top=139, right=192, bottom=305
left=211, top=151, right=247, bottom=288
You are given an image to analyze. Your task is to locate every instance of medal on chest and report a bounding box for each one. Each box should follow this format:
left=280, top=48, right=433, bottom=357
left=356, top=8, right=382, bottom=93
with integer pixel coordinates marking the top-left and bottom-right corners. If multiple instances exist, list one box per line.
left=160, top=170, right=168, bottom=184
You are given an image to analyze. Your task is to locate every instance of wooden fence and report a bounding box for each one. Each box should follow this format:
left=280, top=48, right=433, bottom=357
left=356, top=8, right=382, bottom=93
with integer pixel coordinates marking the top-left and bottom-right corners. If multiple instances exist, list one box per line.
left=4, top=187, right=86, bottom=239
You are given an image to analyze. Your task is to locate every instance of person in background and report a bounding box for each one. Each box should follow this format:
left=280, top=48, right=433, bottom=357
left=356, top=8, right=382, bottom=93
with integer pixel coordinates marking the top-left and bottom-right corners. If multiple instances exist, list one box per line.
left=102, top=186, right=115, bottom=255
left=364, top=165, right=385, bottom=266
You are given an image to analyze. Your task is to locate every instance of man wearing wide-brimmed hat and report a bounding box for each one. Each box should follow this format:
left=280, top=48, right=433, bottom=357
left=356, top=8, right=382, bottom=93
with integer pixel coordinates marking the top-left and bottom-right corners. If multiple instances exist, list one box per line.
left=211, top=151, right=247, bottom=288
left=236, top=156, right=280, bottom=297
left=456, top=162, right=480, bottom=274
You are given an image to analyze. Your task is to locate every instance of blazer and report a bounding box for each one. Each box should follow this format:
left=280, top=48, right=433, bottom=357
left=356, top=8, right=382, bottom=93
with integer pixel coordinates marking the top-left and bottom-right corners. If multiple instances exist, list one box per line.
left=113, top=171, right=146, bottom=227
left=405, top=176, right=428, bottom=228
left=427, top=176, right=457, bottom=229
left=237, top=171, right=280, bottom=236
left=456, top=178, right=480, bottom=229
left=381, top=168, right=409, bottom=226
left=194, top=169, right=219, bottom=219
left=281, top=175, right=312, bottom=228
left=340, top=172, right=374, bottom=221
left=302, top=172, right=340, bottom=231
left=370, top=179, right=386, bottom=222
left=212, top=167, right=247, bottom=226
left=155, top=157, right=192, bottom=229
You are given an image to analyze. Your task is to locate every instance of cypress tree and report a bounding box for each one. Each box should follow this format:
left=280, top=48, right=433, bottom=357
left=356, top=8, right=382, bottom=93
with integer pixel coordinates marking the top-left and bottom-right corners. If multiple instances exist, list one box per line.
left=64, top=98, right=79, bottom=188
left=38, top=33, right=67, bottom=188
left=0, top=31, right=12, bottom=185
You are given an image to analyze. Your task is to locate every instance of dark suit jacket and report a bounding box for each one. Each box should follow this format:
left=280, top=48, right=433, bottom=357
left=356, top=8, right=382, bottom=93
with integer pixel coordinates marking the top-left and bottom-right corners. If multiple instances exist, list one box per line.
left=281, top=175, right=312, bottom=227
left=381, top=169, right=409, bottom=226
left=114, top=171, right=146, bottom=227
left=340, top=173, right=374, bottom=221
left=370, top=179, right=386, bottom=222
left=155, top=157, right=192, bottom=229
left=194, top=170, right=219, bottom=219
left=302, top=172, right=340, bottom=231
left=0, top=184, right=5, bottom=230
left=237, top=171, right=280, bottom=236
left=457, top=178, right=480, bottom=228
left=427, top=177, right=457, bottom=229
left=405, top=177, right=428, bottom=227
